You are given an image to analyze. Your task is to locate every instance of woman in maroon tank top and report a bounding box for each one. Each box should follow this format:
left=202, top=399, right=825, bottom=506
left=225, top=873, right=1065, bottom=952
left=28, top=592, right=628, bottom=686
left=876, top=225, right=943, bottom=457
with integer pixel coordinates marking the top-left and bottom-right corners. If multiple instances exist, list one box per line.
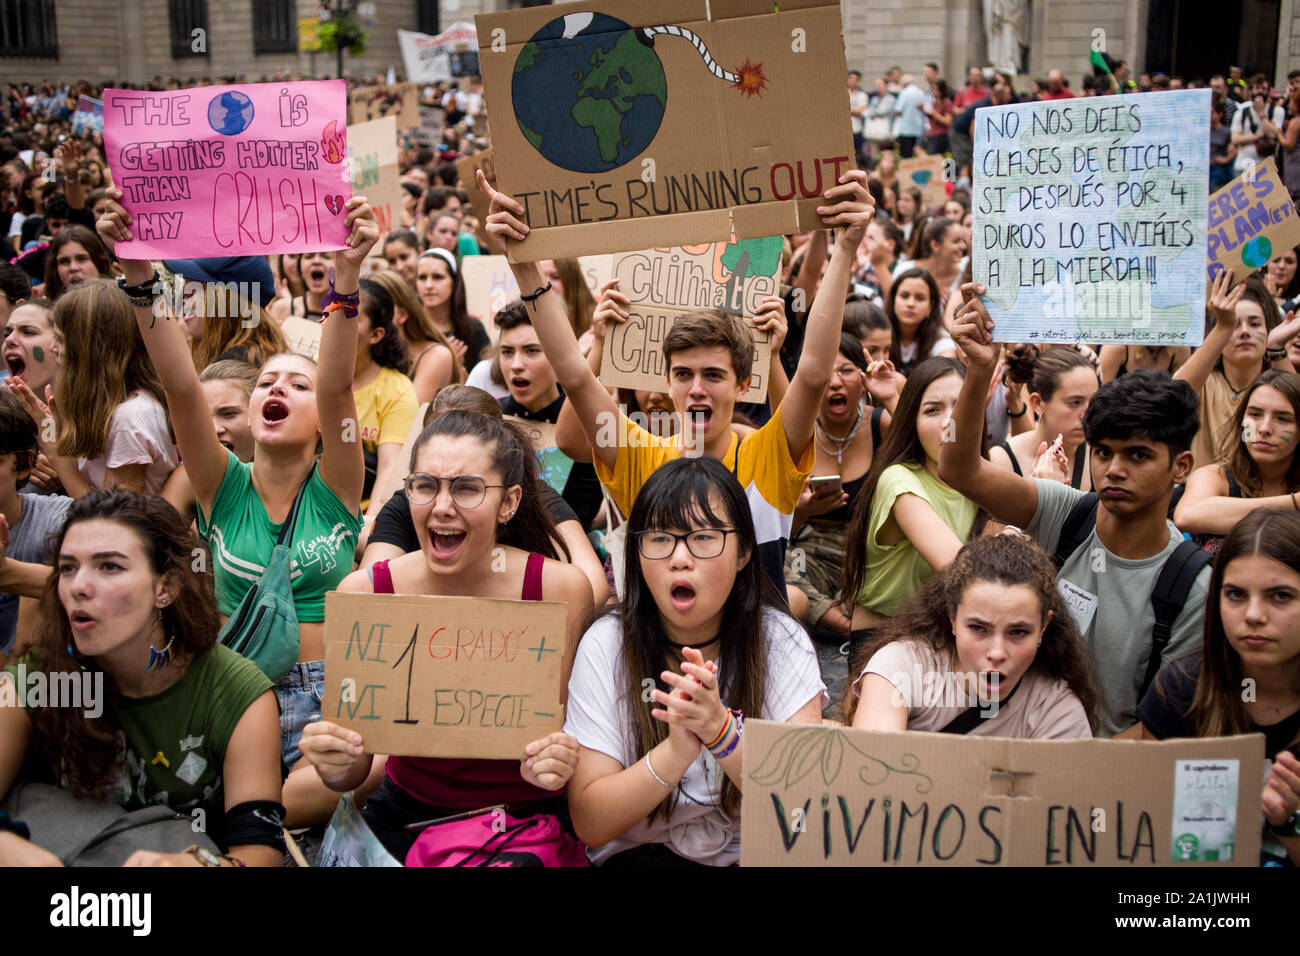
left=298, top=411, right=594, bottom=858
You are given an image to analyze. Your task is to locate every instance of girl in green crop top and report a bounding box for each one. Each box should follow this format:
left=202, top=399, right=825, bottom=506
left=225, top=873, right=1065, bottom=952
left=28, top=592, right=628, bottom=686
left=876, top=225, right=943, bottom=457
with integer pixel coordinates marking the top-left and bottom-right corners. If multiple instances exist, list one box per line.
left=96, top=188, right=380, bottom=827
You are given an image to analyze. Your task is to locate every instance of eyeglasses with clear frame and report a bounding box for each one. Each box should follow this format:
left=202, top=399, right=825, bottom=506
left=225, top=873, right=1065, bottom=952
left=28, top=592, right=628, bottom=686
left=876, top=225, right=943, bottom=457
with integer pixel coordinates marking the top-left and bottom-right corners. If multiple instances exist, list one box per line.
left=634, top=528, right=735, bottom=560
left=404, top=473, right=504, bottom=509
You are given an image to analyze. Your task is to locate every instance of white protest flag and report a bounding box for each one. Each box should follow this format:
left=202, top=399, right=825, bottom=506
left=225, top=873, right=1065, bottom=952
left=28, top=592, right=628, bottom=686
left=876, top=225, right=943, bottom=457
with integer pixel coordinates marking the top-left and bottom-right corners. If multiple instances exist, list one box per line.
left=399, top=23, right=478, bottom=85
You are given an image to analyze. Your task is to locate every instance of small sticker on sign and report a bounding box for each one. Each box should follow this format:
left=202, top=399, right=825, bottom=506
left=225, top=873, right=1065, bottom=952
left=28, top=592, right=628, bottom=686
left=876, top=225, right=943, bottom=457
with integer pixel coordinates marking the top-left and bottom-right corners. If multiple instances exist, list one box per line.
left=1170, top=758, right=1239, bottom=862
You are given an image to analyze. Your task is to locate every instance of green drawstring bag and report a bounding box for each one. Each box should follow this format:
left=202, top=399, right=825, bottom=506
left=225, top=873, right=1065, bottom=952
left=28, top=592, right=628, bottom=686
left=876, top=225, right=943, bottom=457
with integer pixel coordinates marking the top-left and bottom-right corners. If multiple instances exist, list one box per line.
left=217, top=466, right=312, bottom=680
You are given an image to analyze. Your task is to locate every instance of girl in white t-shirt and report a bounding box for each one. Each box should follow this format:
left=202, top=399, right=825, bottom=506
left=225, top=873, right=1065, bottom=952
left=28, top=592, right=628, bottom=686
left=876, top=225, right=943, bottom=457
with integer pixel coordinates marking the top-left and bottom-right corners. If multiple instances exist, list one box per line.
left=565, top=456, right=826, bottom=867
left=6, top=279, right=177, bottom=496
left=848, top=533, right=1097, bottom=738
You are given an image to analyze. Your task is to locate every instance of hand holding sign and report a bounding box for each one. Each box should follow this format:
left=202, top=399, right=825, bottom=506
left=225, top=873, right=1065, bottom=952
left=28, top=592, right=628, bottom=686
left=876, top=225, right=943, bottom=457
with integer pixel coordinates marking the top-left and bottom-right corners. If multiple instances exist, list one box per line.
left=1207, top=268, right=1246, bottom=328
left=951, top=282, right=999, bottom=370
left=590, top=278, right=630, bottom=342
left=298, top=720, right=369, bottom=791
left=478, top=167, right=529, bottom=244
left=752, top=295, right=787, bottom=353
left=820, top=170, right=875, bottom=250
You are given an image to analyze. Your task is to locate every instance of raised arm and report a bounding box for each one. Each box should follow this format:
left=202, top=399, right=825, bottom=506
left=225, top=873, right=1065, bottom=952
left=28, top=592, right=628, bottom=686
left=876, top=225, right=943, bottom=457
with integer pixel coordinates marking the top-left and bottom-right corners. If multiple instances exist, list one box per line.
left=95, top=187, right=228, bottom=511
left=937, top=283, right=1039, bottom=528
left=315, top=197, right=378, bottom=512
left=1174, top=270, right=1242, bottom=393
left=781, top=170, right=875, bottom=458
left=478, top=170, right=620, bottom=471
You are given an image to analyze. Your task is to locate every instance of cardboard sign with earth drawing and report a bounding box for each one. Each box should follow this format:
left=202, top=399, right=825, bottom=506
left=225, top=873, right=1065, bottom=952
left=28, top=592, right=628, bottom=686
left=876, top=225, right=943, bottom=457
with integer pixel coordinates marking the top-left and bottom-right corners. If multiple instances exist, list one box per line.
left=475, top=0, right=853, bottom=261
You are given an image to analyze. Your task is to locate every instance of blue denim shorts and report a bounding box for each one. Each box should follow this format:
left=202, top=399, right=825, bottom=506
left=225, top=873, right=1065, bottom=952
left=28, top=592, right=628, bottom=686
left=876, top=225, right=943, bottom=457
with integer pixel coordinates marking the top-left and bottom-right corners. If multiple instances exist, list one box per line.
left=276, top=660, right=325, bottom=770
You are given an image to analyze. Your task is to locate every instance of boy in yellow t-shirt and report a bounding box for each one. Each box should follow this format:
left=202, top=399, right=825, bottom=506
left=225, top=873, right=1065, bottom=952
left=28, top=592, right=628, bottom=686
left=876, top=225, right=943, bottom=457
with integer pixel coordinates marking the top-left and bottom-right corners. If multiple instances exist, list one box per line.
left=472, top=169, right=877, bottom=592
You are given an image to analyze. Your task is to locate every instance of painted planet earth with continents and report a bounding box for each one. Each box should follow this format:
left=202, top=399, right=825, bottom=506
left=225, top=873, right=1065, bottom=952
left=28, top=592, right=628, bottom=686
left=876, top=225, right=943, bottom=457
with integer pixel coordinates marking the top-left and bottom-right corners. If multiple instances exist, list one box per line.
left=512, top=12, right=667, bottom=173
left=1241, top=235, right=1273, bottom=268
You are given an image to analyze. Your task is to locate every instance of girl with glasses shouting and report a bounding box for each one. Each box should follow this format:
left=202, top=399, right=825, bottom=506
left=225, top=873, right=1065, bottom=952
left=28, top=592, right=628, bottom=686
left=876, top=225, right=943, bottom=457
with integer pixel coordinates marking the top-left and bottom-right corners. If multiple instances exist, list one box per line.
left=565, top=457, right=826, bottom=867
left=299, top=410, right=594, bottom=861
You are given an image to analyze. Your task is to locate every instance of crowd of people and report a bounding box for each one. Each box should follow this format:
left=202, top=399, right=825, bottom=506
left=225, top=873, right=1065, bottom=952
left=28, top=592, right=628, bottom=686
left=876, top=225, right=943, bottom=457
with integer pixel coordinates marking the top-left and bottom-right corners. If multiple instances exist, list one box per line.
left=0, top=55, right=1295, bottom=870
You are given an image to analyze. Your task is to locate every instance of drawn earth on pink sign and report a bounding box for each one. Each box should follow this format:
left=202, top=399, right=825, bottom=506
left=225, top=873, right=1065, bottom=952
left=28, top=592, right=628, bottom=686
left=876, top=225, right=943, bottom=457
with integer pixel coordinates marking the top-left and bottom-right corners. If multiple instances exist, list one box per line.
left=105, top=80, right=352, bottom=257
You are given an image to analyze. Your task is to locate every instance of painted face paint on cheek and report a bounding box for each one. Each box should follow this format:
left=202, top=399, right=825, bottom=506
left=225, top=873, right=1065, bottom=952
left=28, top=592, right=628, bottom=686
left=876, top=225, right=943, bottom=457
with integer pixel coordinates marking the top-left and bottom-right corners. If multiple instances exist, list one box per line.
left=31, top=346, right=43, bottom=363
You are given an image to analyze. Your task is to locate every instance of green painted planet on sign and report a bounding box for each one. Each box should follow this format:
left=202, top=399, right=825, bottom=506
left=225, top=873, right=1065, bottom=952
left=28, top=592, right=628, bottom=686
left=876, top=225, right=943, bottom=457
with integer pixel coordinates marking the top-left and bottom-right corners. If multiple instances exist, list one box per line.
left=1241, top=235, right=1273, bottom=268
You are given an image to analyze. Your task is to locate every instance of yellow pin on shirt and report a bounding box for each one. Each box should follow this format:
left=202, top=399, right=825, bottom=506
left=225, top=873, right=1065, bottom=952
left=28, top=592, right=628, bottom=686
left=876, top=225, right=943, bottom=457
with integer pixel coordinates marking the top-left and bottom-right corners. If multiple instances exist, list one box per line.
left=151, top=751, right=169, bottom=768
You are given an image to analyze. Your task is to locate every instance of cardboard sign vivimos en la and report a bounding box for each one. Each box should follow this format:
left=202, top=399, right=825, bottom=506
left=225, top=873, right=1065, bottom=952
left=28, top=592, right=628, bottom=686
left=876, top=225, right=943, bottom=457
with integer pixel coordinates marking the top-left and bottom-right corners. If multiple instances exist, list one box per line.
left=475, top=0, right=853, bottom=261
left=600, top=236, right=783, bottom=402
left=740, top=721, right=1264, bottom=866
left=323, top=591, right=568, bottom=760
left=1207, top=157, right=1300, bottom=284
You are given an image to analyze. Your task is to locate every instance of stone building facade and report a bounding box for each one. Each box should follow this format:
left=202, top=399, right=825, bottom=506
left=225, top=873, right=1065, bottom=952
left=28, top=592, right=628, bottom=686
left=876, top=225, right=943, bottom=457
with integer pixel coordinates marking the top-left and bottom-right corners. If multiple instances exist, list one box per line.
left=3, top=1, right=1300, bottom=92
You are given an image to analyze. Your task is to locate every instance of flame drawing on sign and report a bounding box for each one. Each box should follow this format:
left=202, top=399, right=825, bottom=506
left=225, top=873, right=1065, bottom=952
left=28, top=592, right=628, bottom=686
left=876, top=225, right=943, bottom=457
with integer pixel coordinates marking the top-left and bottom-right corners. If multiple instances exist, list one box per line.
left=640, top=25, right=768, bottom=97
left=320, top=120, right=346, bottom=165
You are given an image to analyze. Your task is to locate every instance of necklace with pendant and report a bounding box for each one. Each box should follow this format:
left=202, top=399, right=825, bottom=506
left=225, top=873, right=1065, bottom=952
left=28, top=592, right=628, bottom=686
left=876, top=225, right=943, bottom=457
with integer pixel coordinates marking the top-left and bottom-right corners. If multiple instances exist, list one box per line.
left=815, top=411, right=863, bottom=465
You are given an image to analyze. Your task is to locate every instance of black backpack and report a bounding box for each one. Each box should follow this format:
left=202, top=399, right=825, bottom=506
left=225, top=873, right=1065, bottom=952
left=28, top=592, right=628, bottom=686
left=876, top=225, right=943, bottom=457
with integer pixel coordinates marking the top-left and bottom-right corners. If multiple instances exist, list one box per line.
left=1052, top=493, right=1212, bottom=700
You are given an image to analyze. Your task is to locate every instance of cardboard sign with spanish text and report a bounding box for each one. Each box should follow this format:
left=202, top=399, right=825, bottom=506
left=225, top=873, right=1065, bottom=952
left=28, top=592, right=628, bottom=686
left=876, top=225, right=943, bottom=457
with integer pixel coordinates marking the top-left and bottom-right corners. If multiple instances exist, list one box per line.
left=280, top=316, right=322, bottom=360
left=104, top=81, right=351, bottom=258
left=600, top=236, right=783, bottom=402
left=740, top=721, right=1264, bottom=866
left=1207, top=157, right=1300, bottom=284
left=349, top=83, right=419, bottom=128
left=323, top=591, right=568, bottom=760
left=347, top=115, right=404, bottom=241
left=972, top=90, right=1209, bottom=346
left=899, top=153, right=948, bottom=209
left=475, top=0, right=853, bottom=261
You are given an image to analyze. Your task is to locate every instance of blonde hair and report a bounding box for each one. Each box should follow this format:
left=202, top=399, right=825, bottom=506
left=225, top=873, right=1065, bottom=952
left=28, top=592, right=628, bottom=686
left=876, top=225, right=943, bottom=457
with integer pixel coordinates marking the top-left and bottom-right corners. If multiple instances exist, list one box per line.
left=190, top=283, right=287, bottom=370
left=53, top=279, right=169, bottom=459
left=368, top=269, right=466, bottom=384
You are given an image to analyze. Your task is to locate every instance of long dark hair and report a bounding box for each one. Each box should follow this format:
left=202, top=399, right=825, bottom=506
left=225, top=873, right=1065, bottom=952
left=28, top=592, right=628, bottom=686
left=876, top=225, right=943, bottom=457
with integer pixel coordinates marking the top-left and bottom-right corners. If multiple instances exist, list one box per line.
left=27, top=492, right=220, bottom=798
left=1224, top=370, right=1300, bottom=494
left=358, top=277, right=412, bottom=374
left=886, top=266, right=944, bottom=370
left=842, top=534, right=1100, bottom=728
left=613, top=457, right=780, bottom=820
left=408, top=410, right=569, bottom=562
left=1191, top=509, right=1300, bottom=745
left=41, top=225, right=114, bottom=299
left=418, top=251, right=475, bottom=351
left=841, top=357, right=981, bottom=611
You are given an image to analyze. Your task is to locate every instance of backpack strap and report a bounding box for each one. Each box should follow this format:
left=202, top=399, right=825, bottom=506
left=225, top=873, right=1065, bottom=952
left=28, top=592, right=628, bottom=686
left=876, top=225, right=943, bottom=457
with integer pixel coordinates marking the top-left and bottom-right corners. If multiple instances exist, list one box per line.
left=870, top=405, right=885, bottom=450
left=1143, top=541, right=1212, bottom=701
left=938, top=676, right=1023, bottom=734
left=1053, top=492, right=1099, bottom=570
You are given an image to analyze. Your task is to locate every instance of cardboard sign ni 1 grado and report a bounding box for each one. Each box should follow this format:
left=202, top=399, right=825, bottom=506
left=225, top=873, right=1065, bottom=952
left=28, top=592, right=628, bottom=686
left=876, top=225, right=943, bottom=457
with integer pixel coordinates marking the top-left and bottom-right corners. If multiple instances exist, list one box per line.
left=323, top=591, right=568, bottom=760
left=348, top=82, right=420, bottom=128
left=475, top=0, right=853, bottom=261
left=740, top=721, right=1264, bottom=866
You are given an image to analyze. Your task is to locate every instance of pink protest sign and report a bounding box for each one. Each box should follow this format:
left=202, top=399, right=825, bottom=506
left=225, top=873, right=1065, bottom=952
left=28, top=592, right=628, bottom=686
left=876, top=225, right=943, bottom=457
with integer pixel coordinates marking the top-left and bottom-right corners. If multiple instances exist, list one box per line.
left=104, top=80, right=352, bottom=258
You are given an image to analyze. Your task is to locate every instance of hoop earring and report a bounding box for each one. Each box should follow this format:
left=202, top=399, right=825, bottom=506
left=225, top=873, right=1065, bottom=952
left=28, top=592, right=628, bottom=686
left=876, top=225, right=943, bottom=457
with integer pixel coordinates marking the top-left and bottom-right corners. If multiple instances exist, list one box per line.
left=147, top=606, right=175, bottom=672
